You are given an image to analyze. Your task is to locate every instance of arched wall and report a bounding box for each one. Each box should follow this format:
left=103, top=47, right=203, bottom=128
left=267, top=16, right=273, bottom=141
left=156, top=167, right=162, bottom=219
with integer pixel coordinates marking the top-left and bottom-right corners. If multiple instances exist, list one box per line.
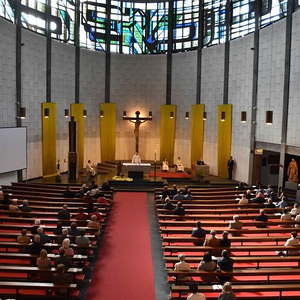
left=1, top=10, right=300, bottom=183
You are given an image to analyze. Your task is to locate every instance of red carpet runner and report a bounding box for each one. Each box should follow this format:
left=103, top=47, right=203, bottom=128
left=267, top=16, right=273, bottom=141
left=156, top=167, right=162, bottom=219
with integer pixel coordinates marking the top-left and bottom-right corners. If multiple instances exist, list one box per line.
left=86, top=192, right=155, bottom=300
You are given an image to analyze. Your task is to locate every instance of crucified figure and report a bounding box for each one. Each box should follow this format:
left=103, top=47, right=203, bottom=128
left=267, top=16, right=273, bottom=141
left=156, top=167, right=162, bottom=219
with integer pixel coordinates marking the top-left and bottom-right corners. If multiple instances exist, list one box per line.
left=130, top=112, right=146, bottom=153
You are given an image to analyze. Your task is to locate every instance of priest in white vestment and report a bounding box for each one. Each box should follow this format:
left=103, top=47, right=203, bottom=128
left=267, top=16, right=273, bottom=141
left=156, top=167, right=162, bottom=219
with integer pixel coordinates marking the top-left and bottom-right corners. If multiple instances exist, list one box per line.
left=176, top=156, right=184, bottom=172
left=162, top=158, right=169, bottom=172
left=132, top=152, right=142, bottom=164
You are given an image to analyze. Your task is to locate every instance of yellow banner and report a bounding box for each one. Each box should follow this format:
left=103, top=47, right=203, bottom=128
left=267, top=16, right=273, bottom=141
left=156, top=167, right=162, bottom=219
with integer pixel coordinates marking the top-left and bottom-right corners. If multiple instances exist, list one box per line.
left=100, top=103, right=116, bottom=162
left=160, top=105, right=176, bottom=164
left=70, top=103, right=85, bottom=170
left=42, top=102, right=57, bottom=177
left=217, top=104, right=232, bottom=178
left=191, top=104, right=205, bottom=166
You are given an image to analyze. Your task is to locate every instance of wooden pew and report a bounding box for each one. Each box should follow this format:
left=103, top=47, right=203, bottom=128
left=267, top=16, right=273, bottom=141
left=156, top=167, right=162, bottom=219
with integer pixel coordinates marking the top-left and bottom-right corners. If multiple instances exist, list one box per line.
left=162, top=235, right=289, bottom=246
left=164, top=255, right=300, bottom=269
left=171, top=283, right=300, bottom=299
left=0, top=281, right=77, bottom=298
left=163, top=245, right=300, bottom=256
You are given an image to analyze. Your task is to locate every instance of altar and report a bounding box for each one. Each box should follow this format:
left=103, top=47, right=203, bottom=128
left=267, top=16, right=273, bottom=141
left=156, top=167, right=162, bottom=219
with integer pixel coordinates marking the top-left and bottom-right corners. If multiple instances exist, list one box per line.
left=122, top=163, right=152, bottom=180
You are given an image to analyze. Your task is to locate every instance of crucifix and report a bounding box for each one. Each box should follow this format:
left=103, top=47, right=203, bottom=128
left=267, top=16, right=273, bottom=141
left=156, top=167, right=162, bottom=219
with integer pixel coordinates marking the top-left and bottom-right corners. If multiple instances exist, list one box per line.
left=123, top=110, right=152, bottom=153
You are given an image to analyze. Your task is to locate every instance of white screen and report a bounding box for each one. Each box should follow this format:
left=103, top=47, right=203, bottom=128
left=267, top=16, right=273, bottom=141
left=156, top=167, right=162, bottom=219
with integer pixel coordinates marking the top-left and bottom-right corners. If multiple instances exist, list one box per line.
left=0, top=127, right=27, bottom=173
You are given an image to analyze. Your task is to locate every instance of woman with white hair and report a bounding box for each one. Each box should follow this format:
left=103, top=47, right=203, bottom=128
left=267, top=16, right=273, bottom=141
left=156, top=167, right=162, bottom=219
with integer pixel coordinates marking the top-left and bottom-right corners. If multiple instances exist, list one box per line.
left=218, top=282, right=236, bottom=300
left=229, top=215, right=242, bottom=236
left=61, top=238, right=74, bottom=257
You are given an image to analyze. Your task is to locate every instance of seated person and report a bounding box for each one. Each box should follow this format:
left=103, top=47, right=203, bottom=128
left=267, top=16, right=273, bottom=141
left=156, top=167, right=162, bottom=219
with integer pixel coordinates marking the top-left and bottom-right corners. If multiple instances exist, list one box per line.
left=170, top=185, right=178, bottom=198
left=173, top=189, right=186, bottom=201
left=254, top=209, right=269, bottom=228
left=218, top=282, right=236, bottom=300
left=96, top=193, right=111, bottom=205
left=184, top=190, right=193, bottom=200
left=162, top=158, right=169, bottom=172
left=63, top=186, right=76, bottom=198
left=54, top=222, right=63, bottom=235
left=58, top=204, right=71, bottom=220
left=217, top=250, right=234, bottom=284
left=19, top=200, right=32, bottom=212
left=174, top=254, right=191, bottom=282
left=89, top=181, right=98, bottom=190
left=173, top=202, right=185, bottom=216
left=161, top=186, right=170, bottom=199
left=30, top=234, right=44, bottom=255
left=291, top=203, right=300, bottom=217
left=245, top=189, right=254, bottom=200
left=295, top=213, right=300, bottom=228
left=31, top=219, right=41, bottom=235
left=187, top=284, right=206, bottom=300
left=131, top=152, right=141, bottom=164
left=69, top=222, right=80, bottom=237
left=53, top=264, right=73, bottom=296
left=219, top=231, right=231, bottom=248
left=75, top=184, right=89, bottom=197
left=175, top=156, right=184, bottom=172
left=74, top=207, right=88, bottom=221
left=264, top=198, right=276, bottom=208
left=75, top=230, right=90, bottom=247
left=276, top=193, right=289, bottom=208
left=88, top=207, right=104, bottom=222
left=57, top=228, right=69, bottom=245
left=229, top=215, right=243, bottom=232
left=280, top=208, right=293, bottom=227
left=9, top=199, right=20, bottom=212
left=37, top=249, right=51, bottom=269
left=251, top=192, right=265, bottom=204
left=86, top=160, right=96, bottom=176
left=61, top=238, right=74, bottom=257
left=203, top=230, right=221, bottom=256
left=37, top=227, right=51, bottom=244
left=55, top=248, right=72, bottom=268
left=197, top=252, right=217, bottom=282
left=17, top=229, right=31, bottom=245
left=281, top=231, right=300, bottom=256
left=88, top=215, right=101, bottom=231
left=265, top=185, right=274, bottom=196
left=163, top=197, right=175, bottom=210
left=0, top=190, right=3, bottom=201
left=191, top=222, right=207, bottom=246
left=238, top=193, right=248, bottom=205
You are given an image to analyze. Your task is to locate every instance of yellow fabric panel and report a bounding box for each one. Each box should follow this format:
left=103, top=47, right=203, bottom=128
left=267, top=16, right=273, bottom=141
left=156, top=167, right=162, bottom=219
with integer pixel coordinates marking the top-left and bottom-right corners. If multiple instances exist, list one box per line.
left=70, top=103, right=85, bottom=170
left=99, top=103, right=116, bottom=162
left=217, top=104, right=232, bottom=178
left=160, top=105, right=177, bottom=164
left=42, top=102, right=57, bottom=178
left=191, top=104, right=205, bottom=166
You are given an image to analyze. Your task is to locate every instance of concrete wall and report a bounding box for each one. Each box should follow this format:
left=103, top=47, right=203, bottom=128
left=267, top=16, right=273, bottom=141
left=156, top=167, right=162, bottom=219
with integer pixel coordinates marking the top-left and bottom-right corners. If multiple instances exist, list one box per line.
left=1, top=11, right=300, bottom=183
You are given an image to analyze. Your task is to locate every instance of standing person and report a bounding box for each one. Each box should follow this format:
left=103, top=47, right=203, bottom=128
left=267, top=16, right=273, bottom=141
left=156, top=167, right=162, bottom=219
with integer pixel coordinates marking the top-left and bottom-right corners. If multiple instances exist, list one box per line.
left=227, top=156, right=234, bottom=180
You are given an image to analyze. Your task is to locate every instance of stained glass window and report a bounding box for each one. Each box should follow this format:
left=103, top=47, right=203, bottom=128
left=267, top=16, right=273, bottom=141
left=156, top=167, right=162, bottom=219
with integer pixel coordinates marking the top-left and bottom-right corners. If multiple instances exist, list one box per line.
left=0, top=0, right=293, bottom=54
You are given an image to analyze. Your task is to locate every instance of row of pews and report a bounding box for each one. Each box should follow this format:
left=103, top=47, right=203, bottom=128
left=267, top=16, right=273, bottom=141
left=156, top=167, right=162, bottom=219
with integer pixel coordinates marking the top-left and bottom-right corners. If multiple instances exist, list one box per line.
left=155, top=185, right=300, bottom=299
left=0, top=182, right=113, bottom=299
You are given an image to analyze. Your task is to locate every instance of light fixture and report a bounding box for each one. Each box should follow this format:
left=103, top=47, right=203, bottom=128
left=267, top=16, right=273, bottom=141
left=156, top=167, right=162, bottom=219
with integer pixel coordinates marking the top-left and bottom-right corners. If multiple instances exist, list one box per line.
left=64, top=109, right=69, bottom=118
left=221, top=111, right=226, bottom=122
left=100, top=110, right=104, bottom=118
left=148, top=111, right=152, bottom=118
left=123, top=111, right=127, bottom=118
left=19, top=107, right=26, bottom=119
left=170, top=111, right=174, bottom=119
left=241, top=111, right=247, bottom=123
left=266, top=111, right=273, bottom=125
left=203, top=112, right=207, bottom=120
left=44, top=108, right=49, bottom=118
left=185, top=112, right=189, bottom=120
left=83, top=109, right=87, bottom=118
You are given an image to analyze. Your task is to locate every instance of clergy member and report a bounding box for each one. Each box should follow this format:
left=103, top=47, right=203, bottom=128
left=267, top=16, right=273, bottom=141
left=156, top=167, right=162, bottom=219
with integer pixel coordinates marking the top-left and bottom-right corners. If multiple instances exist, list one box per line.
left=86, top=160, right=96, bottom=176
left=176, top=156, right=184, bottom=172
left=162, top=158, right=169, bottom=172
left=132, top=152, right=141, bottom=164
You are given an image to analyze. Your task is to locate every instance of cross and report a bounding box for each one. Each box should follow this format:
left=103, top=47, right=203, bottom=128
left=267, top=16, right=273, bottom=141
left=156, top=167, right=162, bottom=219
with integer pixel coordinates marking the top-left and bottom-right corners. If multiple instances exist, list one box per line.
left=123, top=110, right=152, bottom=153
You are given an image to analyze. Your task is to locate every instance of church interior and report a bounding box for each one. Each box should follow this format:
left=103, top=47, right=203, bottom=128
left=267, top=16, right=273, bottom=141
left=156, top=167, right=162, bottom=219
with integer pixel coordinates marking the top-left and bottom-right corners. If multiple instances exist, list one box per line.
left=1, top=0, right=300, bottom=299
